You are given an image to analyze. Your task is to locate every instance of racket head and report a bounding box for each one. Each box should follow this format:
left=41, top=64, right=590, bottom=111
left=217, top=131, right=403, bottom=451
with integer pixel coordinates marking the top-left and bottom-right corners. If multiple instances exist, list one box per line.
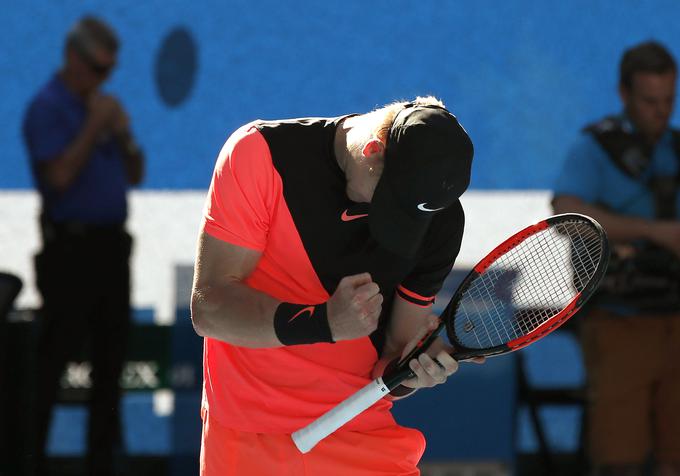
left=443, top=213, right=609, bottom=360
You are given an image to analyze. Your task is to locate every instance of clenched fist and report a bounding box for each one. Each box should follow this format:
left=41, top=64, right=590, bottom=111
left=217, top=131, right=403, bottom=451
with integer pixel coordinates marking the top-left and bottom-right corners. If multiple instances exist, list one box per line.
left=327, top=273, right=382, bottom=341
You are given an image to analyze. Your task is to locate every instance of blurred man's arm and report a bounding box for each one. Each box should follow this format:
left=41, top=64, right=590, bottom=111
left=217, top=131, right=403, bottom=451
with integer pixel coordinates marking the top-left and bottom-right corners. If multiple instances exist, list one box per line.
left=111, top=99, right=144, bottom=185
left=35, top=96, right=117, bottom=192
left=552, top=194, right=680, bottom=257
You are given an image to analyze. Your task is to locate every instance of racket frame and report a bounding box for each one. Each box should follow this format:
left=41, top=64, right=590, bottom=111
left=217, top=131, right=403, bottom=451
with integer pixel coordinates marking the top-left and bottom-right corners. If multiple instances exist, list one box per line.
left=445, top=213, right=609, bottom=357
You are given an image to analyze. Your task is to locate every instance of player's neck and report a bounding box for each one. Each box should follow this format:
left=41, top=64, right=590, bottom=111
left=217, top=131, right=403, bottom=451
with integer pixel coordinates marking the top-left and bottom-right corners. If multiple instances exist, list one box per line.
left=334, top=118, right=382, bottom=203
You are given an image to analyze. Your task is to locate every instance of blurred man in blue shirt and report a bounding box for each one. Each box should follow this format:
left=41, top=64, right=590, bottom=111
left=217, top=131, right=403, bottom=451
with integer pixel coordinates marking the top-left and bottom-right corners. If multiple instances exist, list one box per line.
left=23, top=16, right=144, bottom=476
left=553, top=42, right=680, bottom=476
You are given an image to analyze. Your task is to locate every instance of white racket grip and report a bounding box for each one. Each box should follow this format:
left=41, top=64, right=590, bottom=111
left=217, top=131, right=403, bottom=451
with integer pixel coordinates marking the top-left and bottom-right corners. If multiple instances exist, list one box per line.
left=292, top=377, right=390, bottom=453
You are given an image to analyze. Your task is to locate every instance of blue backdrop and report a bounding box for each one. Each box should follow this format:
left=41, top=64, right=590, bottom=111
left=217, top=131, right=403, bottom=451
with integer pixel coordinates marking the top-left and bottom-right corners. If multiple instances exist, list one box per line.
left=2, top=0, right=680, bottom=190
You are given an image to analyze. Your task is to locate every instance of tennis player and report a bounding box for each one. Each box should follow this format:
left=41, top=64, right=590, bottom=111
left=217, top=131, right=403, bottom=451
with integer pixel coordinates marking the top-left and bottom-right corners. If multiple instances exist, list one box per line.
left=191, top=96, right=474, bottom=475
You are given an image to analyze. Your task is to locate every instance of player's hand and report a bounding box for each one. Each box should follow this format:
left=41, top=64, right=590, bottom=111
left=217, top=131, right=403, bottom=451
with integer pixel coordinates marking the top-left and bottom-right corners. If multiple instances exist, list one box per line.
left=399, top=316, right=457, bottom=389
left=327, top=273, right=382, bottom=341
left=400, top=316, right=485, bottom=390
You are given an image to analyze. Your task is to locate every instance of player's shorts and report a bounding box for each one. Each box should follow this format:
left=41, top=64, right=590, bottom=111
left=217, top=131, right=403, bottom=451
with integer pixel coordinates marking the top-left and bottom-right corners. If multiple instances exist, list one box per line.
left=200, top=411, right=425, bottom=476
left=582, top=309, right=680, bottom=465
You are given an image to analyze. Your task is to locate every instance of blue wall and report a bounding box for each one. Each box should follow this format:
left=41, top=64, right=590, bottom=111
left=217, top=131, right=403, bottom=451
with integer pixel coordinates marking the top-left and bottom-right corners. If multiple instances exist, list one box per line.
left=3, top=0, right=680, bottom=190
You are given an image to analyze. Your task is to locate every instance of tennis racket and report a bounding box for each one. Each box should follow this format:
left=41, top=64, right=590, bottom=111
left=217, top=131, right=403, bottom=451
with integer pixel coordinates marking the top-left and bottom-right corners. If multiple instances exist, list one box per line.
left=292, top=213, right=609, bottom=453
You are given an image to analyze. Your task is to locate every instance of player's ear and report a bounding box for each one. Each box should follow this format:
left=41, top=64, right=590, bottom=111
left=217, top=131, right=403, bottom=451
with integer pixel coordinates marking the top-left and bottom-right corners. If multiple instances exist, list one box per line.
left=361, top=138, right=384, bottom=159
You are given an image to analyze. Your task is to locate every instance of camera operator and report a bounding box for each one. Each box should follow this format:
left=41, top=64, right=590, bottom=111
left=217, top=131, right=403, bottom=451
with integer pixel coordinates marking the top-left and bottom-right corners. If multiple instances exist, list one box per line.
left=553, top=41, right=680, bottom=476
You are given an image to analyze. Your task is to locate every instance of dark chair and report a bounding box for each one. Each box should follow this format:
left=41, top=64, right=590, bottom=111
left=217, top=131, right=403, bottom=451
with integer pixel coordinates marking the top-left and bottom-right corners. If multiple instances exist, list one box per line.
left=0, top=272, right=23, bottom=476
left=0, top=271, right=22, bottom=320
left=516, top=317, right=589, bottom=476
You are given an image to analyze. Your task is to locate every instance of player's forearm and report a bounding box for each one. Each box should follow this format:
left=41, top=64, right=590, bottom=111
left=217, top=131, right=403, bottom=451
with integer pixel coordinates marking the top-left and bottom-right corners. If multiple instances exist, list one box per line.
left=552, top=195, right=655, bottom=243
left=381, top=296, right=431, bottom=359
left=191, top=281, right=282, bottom=348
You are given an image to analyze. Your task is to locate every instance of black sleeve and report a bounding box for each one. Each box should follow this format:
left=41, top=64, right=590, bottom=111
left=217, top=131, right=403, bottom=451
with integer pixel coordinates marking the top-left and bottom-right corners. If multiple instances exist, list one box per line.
left=398, top=200, right=465, bottom=306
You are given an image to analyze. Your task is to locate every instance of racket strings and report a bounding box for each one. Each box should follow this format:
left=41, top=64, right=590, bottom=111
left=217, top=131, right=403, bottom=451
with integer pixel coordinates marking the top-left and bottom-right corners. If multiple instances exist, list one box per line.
left=460, top=236, right=571, bottom=341
left=502, top=223, right=601, bottom=336
left=453, top=220, right=604, bottom=349
left=567, top=223, right=602, bottom=290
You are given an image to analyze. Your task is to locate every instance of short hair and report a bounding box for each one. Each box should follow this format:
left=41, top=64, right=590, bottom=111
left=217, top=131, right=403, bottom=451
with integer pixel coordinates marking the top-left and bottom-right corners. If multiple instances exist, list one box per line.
left=619, top=41, right=676, bottom=90
left=373, top=96, right=446, bottom=143
left=65, top=16, right=119, bottom=55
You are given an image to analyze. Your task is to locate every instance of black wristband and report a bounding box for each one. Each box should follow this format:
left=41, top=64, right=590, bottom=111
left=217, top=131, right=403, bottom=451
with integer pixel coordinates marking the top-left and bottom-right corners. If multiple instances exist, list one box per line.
left=273, top=302, right=335, bottom=345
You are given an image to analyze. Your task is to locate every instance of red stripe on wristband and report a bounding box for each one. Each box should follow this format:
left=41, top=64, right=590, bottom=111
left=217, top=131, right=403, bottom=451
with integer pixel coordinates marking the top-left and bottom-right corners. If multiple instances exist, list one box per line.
left=396, top=286, right=435, bottom=308
left=273, top=302, right=335, bottom=345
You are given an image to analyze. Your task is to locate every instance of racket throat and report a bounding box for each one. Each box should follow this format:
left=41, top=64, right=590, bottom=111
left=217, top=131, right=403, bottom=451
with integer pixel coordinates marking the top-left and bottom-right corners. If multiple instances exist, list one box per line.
left=382, top=360, right=418, bottom=390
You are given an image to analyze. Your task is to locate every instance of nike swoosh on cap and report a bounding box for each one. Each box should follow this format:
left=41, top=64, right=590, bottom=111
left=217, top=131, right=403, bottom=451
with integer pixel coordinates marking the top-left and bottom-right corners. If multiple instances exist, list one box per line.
left=341, top=210, right=369, bottom=222
left=417, top=203, right=445, bottom=212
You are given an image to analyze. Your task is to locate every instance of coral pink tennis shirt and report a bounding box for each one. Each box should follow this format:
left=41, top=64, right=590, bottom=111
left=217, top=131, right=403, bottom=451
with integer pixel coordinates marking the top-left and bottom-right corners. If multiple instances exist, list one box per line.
left=201, top=117, right=464, bottom=434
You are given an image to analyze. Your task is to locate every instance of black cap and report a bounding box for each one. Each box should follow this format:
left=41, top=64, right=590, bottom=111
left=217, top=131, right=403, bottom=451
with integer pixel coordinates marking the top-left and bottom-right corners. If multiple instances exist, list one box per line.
left=369, top=104, right=473, bottom=257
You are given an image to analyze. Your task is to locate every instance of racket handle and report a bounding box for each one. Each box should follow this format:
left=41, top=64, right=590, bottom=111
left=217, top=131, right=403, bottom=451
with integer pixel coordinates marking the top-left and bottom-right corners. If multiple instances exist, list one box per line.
left=381, top=355, right=445, bottom=389
left=292, top=377, right=390, bottom=453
